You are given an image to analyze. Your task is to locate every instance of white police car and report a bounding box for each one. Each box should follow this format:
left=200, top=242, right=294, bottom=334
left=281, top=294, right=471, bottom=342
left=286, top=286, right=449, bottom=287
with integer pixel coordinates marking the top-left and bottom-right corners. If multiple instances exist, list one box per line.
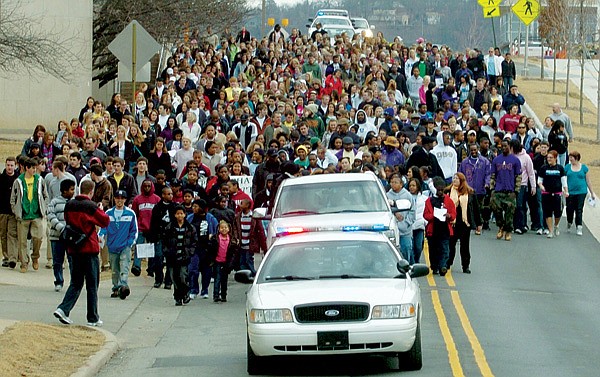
left=235, top=231, right=429, bottom=374
left=257, top=173, right=399, bottom=247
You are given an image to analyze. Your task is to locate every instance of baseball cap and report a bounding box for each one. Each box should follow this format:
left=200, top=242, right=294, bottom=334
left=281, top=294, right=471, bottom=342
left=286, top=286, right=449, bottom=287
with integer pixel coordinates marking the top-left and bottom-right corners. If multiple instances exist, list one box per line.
left=114, top=190, right=127, bottom=199
left=384, top=108, right=395, bottom=117
left=266, top=147, right=278, bottom=157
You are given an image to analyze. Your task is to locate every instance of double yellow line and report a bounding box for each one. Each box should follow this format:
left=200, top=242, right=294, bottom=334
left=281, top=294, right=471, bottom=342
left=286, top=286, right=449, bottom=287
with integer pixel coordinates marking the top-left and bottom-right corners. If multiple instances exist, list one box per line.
left=424, top=244, right=494, bottom=377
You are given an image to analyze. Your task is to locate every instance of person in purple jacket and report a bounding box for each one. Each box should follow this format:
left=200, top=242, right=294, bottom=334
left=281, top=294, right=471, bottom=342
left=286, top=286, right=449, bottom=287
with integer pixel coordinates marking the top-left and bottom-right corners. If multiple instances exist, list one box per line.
left=490, top=140, right=522, bottom=241
left=459, top=143, right=492, bottom=233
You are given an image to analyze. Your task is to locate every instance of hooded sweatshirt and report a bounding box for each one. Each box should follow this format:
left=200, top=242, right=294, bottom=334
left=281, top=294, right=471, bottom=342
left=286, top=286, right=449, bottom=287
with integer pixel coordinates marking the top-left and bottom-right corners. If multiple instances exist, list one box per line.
left=386, top=188, right=415, bottom=236
left=354, top=109, right=377, bottom=141
left=132, top=179, right=161, bottom=234
left=432, top=132, right=457, bottom=180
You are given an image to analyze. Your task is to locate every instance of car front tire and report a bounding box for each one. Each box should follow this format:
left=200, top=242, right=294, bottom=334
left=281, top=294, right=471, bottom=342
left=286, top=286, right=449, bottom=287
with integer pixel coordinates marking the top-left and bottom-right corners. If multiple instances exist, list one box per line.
left=397, top=319, right=422, bottom=371
left=247, top=334, right=265, bottom=375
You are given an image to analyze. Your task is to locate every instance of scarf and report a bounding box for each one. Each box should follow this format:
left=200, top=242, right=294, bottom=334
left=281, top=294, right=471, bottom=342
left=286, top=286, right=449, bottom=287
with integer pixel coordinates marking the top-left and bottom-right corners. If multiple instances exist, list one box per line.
left=450, top=186, right=470, bottom=227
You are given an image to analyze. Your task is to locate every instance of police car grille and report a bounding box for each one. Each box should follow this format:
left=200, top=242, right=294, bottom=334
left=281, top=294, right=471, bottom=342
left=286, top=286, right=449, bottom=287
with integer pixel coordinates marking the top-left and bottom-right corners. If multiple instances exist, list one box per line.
left=294, top=303, right=369, bottom=323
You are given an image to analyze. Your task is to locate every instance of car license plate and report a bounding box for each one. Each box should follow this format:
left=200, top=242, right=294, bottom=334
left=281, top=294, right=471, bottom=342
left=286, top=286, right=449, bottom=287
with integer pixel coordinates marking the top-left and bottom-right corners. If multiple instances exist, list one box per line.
left=317, top=331, right=349, bottom=350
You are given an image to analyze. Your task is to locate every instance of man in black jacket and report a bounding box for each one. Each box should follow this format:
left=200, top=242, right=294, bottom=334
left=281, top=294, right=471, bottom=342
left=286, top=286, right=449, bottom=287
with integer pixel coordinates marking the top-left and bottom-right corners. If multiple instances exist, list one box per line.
left=0, top=157, right=18, bottom=268
left=149, top=186, right=177, bottom=289
left=107, top=157, right=138, bottom=206
left=406, top=136, right=444, bottom=179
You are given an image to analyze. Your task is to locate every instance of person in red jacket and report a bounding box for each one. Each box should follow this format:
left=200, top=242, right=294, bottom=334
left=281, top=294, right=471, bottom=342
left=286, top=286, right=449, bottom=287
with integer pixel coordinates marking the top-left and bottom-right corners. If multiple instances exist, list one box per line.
left=423, top=177, right=456, bottom=276
left=323, top=69, right=343, bottom=98
left=131, top=179, right=161, bottom=276
left=228, top=179, right=252, bottom=211
left=53, top=179, right=110, bottom=326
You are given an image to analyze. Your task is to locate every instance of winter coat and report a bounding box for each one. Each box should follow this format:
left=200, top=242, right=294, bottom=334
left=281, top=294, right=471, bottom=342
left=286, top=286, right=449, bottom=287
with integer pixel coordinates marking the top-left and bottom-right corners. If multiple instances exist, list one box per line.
left=10, top=174, right=48, bottom=220
left=100, top=206, right=138, bottom=254
left=131, top=181, right=161, bottom=234
left=47, top=196, right=69, bottom=241
left=64, top=195, right=110, bottom=254
left=423, top=194, right=456, bottom=238
left=233, top=211, right=267, bottom=254
left=162, top=220, right=197, bottom=265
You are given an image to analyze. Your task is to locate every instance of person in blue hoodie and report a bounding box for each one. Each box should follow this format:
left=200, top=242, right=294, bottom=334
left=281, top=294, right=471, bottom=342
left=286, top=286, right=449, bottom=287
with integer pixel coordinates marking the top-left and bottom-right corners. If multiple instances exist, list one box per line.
left=386, top=174, right=415, bottom=263
left=100, top=190, right=138, bottom=300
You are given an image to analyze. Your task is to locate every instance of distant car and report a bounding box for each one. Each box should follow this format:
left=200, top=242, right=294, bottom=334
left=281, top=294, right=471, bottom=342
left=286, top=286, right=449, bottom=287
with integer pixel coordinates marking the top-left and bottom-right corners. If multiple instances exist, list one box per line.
left=256, top=172, right=399, bottom=247
left=236, top=231, right=429, bottom=374
left=514, top=40, right=553, bottom=57
left=306, top=15, right=355, bottom=39
left=351, top=17, right=375, bottom=38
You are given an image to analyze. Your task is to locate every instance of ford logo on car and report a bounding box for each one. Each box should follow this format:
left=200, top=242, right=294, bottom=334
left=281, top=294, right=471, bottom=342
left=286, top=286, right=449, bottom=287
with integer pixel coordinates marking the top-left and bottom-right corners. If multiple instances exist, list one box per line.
left=325, top=309, right=340, bottom=317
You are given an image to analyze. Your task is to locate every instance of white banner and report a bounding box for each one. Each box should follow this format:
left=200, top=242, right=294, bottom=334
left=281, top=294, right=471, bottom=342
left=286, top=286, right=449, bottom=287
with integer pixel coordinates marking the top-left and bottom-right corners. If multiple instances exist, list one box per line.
left=230, top=175, right=253, bottom=198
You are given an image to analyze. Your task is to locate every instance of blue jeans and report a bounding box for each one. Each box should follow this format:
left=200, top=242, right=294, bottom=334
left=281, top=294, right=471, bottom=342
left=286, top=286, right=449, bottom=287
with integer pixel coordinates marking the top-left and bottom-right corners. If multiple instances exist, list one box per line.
left=109, top=247, right=131, bottom=291
left=558, top=153, right=567, bottom=166
left=153, top=242, right=172, bottom=286
left=188, top=254, right=200, bottom=295
left=239, top=249, right=256, bottom=275
left=399, top=235, right=414, bottom=264
left=212, top=262, right=229, bottom=299
left=57, top=253, right=100, bottom=323
left=51, top=240, right=71, bottom=286
left=514, top=185, right=529, bottom=230
left=535, top=189, right=546, bottom=230
left=412, top=229, right=424, bottom=264
left=503, top=76, right=514, bottom=91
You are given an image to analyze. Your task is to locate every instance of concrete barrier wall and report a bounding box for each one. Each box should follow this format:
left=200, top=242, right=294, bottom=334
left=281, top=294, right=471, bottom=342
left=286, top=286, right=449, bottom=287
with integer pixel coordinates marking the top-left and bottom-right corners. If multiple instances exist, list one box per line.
left=0, top=0, right=92, bottom=139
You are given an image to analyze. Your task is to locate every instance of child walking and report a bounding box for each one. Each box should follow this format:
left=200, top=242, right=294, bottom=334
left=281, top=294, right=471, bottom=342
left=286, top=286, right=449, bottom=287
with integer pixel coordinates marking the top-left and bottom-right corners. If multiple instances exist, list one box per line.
left=212, top=220, right=238, bottom=303
left=163, top=205, right=197, bottom=306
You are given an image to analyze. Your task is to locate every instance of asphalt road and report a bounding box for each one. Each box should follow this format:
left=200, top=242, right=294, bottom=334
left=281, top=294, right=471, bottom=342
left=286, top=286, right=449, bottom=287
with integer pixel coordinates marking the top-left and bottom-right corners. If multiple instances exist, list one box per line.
left=2, top=222, right=599, bottom=377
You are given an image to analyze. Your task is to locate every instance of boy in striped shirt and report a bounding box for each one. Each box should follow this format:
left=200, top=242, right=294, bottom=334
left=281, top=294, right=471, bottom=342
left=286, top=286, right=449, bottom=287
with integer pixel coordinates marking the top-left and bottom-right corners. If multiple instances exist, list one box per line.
left=233, top=199, right=267, bottom=276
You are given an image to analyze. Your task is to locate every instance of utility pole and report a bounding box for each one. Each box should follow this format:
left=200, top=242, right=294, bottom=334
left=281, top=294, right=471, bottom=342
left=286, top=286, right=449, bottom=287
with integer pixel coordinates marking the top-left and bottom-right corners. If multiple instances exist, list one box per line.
left=261, top=0, right=266, bottom=38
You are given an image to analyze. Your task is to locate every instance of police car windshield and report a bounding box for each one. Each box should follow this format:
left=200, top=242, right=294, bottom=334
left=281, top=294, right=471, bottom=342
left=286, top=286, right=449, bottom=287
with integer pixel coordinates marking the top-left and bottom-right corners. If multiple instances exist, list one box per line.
left=315, top=17, right=352, bottom=26
left=353, top=19, right=369, bottom=29
left=275, top=180, right=389, bottom=217
left=259, top=240, right=399, bottom=283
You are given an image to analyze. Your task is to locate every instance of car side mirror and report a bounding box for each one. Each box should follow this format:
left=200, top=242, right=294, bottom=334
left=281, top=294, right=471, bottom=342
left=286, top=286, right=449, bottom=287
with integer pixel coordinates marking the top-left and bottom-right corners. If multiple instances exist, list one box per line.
left=305, top=24, right=311, bottom=28
left=234, top=270, right=254, bottom=284
left=253, top=207, right=270, bottom=220
left=397, top=260, right=410, bottom=273
left=409, top=264, right=430, bottom=278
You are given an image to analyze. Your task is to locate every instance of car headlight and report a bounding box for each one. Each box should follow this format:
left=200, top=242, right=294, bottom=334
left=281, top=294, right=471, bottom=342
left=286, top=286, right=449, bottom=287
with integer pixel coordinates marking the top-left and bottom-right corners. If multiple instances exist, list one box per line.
left=249, top=309, right=294, bottom=323
left=372, top=304, right=415, bottom=319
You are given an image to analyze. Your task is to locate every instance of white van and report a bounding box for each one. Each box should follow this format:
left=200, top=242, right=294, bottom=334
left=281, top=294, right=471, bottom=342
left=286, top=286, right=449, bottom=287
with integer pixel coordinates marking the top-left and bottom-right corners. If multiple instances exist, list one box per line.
left=256, top=173, right=399, bottom=247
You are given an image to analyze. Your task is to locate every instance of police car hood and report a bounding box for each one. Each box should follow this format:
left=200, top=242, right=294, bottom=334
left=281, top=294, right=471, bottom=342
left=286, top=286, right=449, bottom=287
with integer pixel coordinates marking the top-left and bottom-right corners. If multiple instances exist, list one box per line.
left=254, top=279, right=411, bottom=307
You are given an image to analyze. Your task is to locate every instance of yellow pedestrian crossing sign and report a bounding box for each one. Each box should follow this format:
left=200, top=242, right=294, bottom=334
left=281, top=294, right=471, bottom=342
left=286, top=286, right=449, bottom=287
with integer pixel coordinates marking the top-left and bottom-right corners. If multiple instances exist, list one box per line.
left=478, top=0, right=503, bottom=6
left=483, top=6, right=501, bottom=18
left=512, top=0, right=540, bottom=26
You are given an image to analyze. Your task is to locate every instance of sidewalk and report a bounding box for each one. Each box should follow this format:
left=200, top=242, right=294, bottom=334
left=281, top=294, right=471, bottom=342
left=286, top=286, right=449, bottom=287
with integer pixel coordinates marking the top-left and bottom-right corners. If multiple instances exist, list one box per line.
left=0, top=249, right=181, bottom=376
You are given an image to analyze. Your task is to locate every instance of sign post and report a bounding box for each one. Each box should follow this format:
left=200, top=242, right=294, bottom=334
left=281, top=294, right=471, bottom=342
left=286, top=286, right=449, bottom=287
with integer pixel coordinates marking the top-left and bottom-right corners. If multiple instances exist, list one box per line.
left=512, top=0, right=540, bottom=77
left=478, top=0, right=502, bottom=48
left=108, top=20, right=161, bottom=105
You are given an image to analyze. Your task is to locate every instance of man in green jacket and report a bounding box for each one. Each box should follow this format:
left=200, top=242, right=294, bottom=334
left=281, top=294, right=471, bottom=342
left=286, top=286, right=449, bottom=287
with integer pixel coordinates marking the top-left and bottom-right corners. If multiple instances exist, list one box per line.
left=10, top=157, right=48, bottom=273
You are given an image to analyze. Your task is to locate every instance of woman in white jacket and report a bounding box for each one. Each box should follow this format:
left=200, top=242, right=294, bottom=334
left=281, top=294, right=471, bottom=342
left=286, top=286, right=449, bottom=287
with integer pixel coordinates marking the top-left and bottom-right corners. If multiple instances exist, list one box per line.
left=408, top=178, right=427, bottom=264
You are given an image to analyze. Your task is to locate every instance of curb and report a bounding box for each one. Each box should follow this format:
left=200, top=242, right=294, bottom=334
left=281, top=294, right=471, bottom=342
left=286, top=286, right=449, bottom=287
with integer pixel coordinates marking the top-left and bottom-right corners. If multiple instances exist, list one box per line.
left=71, top=327, right=120, bottom=377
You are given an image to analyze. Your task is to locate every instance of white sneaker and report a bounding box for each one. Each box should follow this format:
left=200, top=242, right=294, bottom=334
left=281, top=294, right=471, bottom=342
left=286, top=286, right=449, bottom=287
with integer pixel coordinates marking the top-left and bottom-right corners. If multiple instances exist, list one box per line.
left=554, top=227, right=560, bottom=237
left=567, top=223, right=572, bottom=233
left=543, top=229, right=550, bottom=235
left=201, top=294, right=209, bottom=299
left=54, top=284, right=62, bottom=292
left=87, top=319, right=103, bottom=327
left=53, top=308, right=73, bottom=325
left=546, top=233, right=554, bottom=239
left=189, top=294, right=196, bottom=300
left=536, top=228, right=544, bottom=235
left=576, top=225, right=583, bottom=236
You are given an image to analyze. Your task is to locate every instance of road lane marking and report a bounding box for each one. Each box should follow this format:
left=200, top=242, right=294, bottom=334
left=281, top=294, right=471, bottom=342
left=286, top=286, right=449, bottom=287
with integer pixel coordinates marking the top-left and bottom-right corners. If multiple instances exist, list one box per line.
left=423, top=242, right=436, bottom=287
left=431, top=290, right=464, bottom=377
left=445, top=269, right=456, bottom=287
left=451, top=290, right=495, bottom=377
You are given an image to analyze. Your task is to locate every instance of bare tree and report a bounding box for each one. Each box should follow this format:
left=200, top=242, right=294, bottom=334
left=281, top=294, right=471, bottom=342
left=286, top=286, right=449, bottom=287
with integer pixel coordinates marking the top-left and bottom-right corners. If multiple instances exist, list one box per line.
left=539, top=0, right=569, bottom=93
left=0, top=0, right=84, bottom=83
left=93, top=0, right=252, bottom=87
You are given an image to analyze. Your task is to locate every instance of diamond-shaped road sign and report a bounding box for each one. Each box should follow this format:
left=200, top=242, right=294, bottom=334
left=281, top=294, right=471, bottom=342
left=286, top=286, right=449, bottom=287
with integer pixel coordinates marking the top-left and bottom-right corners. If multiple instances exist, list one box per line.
left=512, top=0, right=540, bottom=26
left=478, top=0, right=503, bottom=7
left=108, top=20, right=161, bottom=70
